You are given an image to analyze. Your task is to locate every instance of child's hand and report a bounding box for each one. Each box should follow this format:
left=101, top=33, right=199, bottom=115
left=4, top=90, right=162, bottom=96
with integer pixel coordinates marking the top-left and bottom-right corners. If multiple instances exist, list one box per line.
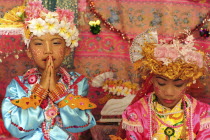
left=49, top=56, right=57, bottom=92
left=40, top=56, right=51, bottom=91
left=48, top=56, right=64, bottom=102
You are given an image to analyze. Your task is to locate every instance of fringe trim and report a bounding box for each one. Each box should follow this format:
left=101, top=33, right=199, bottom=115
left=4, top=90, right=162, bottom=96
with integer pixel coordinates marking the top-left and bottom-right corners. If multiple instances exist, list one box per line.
left=0, top=28, right=24, bottom=35
left=200, top=123, right=210, bottom=131
left=122, top=122, right=143, bottom=133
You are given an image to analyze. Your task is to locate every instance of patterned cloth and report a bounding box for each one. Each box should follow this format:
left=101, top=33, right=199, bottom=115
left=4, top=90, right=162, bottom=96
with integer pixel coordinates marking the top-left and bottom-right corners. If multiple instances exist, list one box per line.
left=75, top=0, right=210, bottom=81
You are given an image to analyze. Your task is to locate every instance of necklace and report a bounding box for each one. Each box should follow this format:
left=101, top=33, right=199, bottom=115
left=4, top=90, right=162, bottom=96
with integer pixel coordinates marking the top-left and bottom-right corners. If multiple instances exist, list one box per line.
left=148, top=93, right=193, bottom=140
left=183, top=95, right=193, bottom=140
left=153, top=111, right=184, bottom=128
left=150, top=96, right=192, bottom=116
left=151, top=104, right=184, bottom=116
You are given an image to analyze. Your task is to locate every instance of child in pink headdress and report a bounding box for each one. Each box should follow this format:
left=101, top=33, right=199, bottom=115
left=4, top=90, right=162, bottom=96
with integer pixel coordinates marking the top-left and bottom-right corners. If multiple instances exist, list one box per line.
left=0, top=1, right=96, bottom=139
left=110, top=28, right=210, bottom=140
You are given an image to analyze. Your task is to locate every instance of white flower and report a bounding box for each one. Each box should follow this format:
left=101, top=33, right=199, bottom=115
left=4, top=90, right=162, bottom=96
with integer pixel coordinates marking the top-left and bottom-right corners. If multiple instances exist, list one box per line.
left=64, top=31, right=73, bottom=41
left=58, top=21, right=70, bottom=37
left=62, top=26, right=79, bottom=47
left=46, top=18, right=59, bottom=35
left=72, top=26, right=79, bottom=37
left=42, top=12, right=59, bottom=20
left=16, top=12, right=22, bottom=17
left=28, top=18, right=48, bottom=37
left=116, top=86, right=123, bottom=95
left=27, top=15, right=79, bottom=49
left=65, top=39, right=72, bottom=47
left=185, top=35, right=194, bottom=43
left=109, top=87, right=114, bottom=94
left=70, top=37, right=78, bottom=48
left=102, top=85, right=109, bottom=92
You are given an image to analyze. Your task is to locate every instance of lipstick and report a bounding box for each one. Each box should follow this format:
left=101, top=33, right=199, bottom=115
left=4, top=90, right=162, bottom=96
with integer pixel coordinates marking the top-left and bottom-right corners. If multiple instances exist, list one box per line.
left=163, top=99, right=174, bottom=104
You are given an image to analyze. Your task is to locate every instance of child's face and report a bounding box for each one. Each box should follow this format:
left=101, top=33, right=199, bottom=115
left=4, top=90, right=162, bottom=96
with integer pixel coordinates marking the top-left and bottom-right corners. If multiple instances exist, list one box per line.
left=152, top=75, right=189, bottom=109
left=27, top=33, right=70, bottom=73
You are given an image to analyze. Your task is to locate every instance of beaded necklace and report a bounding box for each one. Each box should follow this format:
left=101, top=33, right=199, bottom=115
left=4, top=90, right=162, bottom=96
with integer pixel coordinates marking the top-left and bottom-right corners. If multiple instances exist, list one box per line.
left=148, top=93, right=193, bottom=140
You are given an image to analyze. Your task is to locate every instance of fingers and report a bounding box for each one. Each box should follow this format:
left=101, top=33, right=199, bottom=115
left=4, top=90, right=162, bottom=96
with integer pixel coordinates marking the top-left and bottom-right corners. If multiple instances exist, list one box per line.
left=40, top=56, right=51, bottom=90
left=46, top=56, right=51, bottom=70
left=40, top=55, right=57, bottom=91
left=49, top=56, right=56, bottom=91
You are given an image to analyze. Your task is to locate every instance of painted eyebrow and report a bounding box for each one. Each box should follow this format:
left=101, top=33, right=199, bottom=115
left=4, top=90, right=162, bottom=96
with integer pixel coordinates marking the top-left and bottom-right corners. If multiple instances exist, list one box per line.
left=156, top=76, right=167, bottom=81
left=173, top=79, right=182, bottom=82
left=31, top=37, right=63, bottom=41
left=52, top=38, right=63, bottom=41
left=31, top=38, right=43, bottom=41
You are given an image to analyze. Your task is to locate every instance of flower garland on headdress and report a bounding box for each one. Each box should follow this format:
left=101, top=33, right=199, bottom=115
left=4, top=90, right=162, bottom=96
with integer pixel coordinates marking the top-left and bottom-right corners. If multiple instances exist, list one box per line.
left=0, top=0, right=79, bottom=50
left=130, top=28, right=207, bottom=81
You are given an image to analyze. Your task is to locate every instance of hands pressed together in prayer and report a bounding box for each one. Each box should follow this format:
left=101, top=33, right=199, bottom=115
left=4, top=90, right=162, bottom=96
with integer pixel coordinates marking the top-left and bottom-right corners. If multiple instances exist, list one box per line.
left=40, top=55, right=57, bottom=92
left=39, top=55, right=65, bottom=102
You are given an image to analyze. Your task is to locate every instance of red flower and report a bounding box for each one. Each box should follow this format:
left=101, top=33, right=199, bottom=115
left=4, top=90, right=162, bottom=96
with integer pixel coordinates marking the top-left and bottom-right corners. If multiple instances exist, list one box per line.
left=62, top=75, right=69, bottom=84
left=40, top=99, right=48, bottom=109
left=28, top=75, right=38, bottom=84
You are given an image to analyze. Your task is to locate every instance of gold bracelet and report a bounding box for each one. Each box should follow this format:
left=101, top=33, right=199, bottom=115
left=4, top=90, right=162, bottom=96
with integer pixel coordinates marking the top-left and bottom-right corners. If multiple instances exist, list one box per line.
left=32, top=84, right=48, bottom=99
left=49, top=83, right=67, bottom=102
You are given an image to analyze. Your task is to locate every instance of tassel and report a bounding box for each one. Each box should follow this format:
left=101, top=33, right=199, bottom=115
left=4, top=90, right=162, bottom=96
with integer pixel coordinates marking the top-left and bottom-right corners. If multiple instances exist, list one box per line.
left=200, top=123, right=210, bottom=130
left=122, top=122, right=143, bottom=133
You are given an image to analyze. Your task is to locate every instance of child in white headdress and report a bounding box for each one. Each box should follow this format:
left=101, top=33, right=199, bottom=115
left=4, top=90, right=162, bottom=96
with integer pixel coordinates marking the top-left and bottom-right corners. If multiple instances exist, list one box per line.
left=1, top=1, right=96, bottom=139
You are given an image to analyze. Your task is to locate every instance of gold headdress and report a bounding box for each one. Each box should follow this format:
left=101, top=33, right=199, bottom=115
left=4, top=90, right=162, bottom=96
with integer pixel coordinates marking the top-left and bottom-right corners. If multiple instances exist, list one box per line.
left=130, top=28, right=206, bottom=81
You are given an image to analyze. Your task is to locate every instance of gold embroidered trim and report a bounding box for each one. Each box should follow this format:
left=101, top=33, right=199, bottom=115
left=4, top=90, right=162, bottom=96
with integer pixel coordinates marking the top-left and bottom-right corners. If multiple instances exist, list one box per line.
left=58, top=94, right=97, bottom=110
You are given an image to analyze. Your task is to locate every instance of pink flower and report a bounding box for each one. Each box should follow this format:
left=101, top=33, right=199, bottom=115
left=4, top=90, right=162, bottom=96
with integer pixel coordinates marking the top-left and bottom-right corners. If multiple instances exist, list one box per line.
left=154, top=46, right=168, bottom=58
left=45, top=106, right=58, bottom=120
left=56, top=8, right=74, bottom=23
left=28, top=75, right=38, bottom=84
left=184, top=51, right=204, bottom=68
left=154, top=45, right=179, bottom=63
left=25, top=1, right=48, bottom=20
left=167, top=48, right=179, bottom=61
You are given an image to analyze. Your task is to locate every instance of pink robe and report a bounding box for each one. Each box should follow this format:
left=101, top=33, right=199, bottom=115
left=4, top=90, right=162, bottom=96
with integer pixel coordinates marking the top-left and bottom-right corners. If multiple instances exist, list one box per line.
left=122, top=93, right=210, bottom=140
